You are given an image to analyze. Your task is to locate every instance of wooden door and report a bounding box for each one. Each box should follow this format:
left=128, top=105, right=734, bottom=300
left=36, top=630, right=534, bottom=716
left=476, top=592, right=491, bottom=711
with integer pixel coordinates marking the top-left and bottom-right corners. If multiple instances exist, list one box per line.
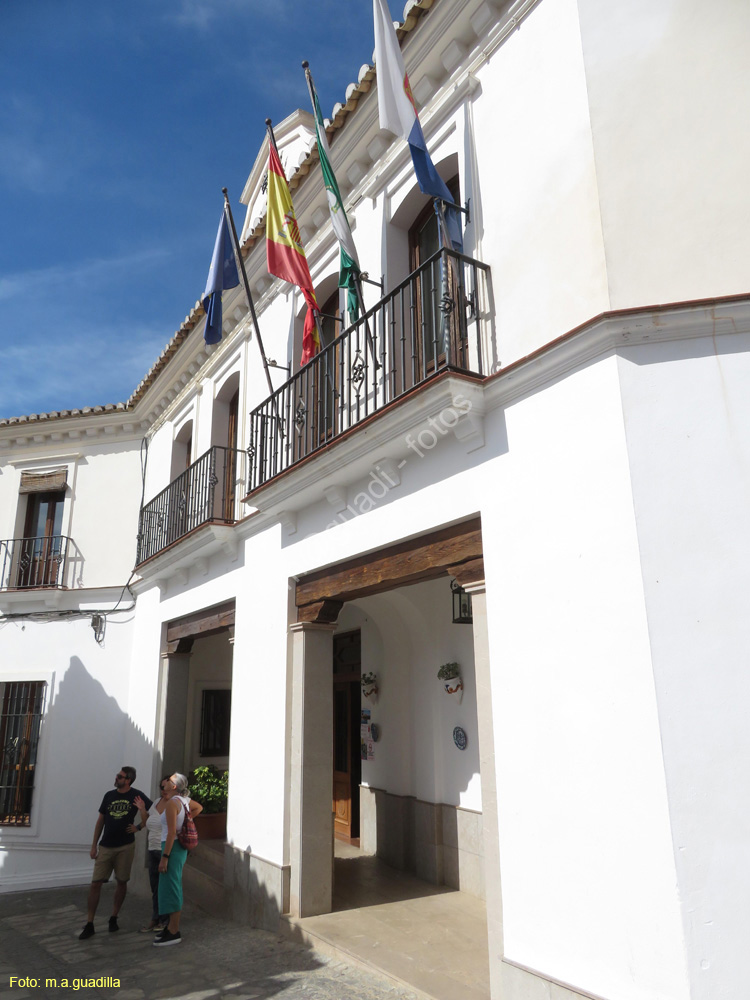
left=19, top=491, right=64, bottom=587
left=223, top=389, right=239, bottom=520
left=332, top=630, right=361, bottom=842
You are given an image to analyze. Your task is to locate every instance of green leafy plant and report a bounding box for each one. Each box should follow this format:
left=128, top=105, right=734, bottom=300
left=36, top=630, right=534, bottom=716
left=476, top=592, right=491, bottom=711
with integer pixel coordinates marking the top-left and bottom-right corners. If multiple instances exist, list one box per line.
left=437, top=662, right=461, bottom=681
left=361, top=671, right=377, bottom=686
left=188, top=765, right=228, bottom=814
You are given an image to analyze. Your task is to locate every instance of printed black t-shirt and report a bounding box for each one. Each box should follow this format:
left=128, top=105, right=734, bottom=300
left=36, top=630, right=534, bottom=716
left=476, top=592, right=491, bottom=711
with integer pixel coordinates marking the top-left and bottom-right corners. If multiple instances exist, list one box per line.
left=98, top=788, right=152, bottom=848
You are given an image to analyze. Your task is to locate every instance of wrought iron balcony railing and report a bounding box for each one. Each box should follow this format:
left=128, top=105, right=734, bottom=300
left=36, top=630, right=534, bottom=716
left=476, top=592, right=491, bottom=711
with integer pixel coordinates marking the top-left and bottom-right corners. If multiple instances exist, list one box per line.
left=247, top=248, right=490, bottom=492
left=0, top=535, right=72, bottom=590
left=137, top=445, right=247, bottom=565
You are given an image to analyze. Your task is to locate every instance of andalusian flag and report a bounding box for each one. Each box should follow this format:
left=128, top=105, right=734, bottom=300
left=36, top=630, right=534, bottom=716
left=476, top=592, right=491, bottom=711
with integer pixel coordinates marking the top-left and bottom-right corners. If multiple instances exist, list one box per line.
left=266, top=141, right=320, bottom=365
left=305, top=63, right=361, bottom=322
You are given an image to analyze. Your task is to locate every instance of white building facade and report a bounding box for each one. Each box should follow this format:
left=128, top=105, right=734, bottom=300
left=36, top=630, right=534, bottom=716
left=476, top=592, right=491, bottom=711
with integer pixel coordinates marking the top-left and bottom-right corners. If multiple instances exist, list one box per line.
left=2, top=2, right=750, bottom=999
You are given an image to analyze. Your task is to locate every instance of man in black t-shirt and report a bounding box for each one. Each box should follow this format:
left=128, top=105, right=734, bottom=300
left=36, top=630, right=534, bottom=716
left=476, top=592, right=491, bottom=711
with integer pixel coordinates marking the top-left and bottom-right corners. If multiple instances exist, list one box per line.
left=78, top=766, right=152, bottom=940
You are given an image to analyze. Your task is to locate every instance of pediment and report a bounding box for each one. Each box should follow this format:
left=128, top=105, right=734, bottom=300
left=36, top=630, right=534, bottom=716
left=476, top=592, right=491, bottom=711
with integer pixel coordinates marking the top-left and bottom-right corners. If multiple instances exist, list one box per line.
left=239, top=109, right=316, bottom=242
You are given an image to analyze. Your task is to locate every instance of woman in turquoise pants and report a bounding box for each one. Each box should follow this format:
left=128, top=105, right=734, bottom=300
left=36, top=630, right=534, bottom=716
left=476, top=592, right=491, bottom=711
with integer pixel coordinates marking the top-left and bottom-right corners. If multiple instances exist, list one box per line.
left=153, top=772, right=202, bottom=947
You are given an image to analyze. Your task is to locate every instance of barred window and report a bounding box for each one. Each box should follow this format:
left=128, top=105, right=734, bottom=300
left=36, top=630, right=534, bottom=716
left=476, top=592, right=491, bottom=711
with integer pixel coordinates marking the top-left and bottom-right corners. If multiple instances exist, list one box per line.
left=0, top=681, right=46, bottom=826
left=199, top=689, right=231, bottom=757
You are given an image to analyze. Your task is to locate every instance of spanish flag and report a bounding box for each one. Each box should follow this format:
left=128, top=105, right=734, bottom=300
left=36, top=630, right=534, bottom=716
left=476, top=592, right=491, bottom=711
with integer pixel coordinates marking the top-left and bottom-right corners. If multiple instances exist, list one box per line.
left=266, top=142, right=320, bottom=365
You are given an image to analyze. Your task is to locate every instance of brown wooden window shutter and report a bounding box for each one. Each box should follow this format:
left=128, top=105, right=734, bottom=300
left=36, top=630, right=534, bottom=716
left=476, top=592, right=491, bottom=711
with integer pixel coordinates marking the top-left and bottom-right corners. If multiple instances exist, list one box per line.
left=19, top=469, right=67, bottom=494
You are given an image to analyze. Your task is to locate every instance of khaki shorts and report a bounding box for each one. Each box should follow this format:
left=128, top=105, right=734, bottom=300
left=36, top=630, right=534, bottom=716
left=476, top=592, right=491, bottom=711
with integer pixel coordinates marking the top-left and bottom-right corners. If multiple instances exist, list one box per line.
left=92, top=842, right=135, bottom=883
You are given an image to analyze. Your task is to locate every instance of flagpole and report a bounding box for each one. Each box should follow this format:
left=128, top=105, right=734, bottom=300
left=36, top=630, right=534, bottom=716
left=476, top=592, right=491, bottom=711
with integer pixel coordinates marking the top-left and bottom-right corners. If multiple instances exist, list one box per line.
left=301, top=62, right=381, bottom=373
left=221, top=187, right=284, bottom=437
left=433, top=197, right=457, bottom=367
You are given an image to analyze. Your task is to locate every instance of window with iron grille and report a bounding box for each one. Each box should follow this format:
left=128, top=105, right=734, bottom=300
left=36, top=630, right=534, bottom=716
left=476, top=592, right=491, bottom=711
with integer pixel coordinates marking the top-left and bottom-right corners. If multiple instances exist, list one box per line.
left=0, top=681, right=46, bottom=826
left=199, top=688, right=231, bottom=757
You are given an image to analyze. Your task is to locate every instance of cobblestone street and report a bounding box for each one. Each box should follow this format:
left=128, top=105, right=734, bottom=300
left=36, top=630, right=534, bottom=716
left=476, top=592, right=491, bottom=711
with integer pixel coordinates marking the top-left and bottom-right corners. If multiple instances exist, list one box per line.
left=0, top=885, right=418, bottom=1000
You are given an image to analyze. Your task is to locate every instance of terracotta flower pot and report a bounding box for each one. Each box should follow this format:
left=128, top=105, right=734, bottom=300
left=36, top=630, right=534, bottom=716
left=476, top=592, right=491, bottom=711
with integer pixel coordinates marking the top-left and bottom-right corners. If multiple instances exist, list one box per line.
left=443, top=676, right=463, bottom=703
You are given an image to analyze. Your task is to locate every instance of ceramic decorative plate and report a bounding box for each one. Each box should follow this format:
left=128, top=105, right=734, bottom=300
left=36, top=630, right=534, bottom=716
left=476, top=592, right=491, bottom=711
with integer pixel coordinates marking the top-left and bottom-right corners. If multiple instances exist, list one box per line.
left=453, top=726, right=467, bottom=751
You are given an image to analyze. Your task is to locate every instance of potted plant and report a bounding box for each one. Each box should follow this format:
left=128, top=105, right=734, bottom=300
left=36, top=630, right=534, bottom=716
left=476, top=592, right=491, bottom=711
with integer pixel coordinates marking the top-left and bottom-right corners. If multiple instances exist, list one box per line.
left=361, top=670, right=378, bottom=702
left=188, top=765, right=229, bottom=840
left=437, top=662, right=463, bottom=702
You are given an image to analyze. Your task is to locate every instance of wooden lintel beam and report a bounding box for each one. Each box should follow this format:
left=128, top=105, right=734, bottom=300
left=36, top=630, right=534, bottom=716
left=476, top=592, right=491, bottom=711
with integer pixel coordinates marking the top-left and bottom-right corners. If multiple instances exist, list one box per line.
left=166, top=607, right=235, bottom=643
left=447, top=557, right=485, bottom=587
left=296, top=518, right=482, bottom=608
left=297, top=599, right=345, bottom=624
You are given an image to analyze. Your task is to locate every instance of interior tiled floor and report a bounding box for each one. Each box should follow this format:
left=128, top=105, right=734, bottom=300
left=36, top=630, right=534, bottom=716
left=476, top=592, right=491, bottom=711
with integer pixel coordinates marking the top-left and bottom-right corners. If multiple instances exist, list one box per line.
left=284, top=841, right=490, bottom=1000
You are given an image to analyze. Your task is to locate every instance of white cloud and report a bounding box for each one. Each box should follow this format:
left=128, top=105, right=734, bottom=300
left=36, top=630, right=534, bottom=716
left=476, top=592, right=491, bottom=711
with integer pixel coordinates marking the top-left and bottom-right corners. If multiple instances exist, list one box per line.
left=0, top=249, right=171, bottom=304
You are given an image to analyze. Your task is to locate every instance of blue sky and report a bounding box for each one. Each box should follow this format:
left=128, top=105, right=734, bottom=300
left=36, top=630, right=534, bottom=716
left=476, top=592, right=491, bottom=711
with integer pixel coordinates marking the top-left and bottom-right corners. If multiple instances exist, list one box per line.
left=0, top=0, right=401, bottom=420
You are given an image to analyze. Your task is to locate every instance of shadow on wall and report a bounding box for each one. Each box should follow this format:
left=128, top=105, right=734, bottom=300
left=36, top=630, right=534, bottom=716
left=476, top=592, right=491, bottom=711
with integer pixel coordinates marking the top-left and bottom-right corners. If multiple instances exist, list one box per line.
left=43, top=657, right=157, bottom=831
left=219, top=842, right=290, bottom=933
left=0, top=655, right=156, bottom=890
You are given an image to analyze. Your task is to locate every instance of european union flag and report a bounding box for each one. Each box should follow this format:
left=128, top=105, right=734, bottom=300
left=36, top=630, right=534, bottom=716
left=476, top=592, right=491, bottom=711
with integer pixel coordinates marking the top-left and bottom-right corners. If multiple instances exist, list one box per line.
left=202, top=209, right=240, bottom=345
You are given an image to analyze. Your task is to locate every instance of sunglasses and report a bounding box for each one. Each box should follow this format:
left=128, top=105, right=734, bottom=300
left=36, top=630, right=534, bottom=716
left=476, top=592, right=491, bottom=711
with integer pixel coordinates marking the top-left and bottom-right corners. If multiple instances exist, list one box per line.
left=116, top=773, right=127, bottom=780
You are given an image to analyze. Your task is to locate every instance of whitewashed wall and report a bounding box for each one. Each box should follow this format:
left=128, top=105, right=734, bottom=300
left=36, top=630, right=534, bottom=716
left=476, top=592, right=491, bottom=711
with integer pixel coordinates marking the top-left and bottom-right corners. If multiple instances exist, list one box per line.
left=0, top=614, right=137, bottom=891
left=0, top=437, right=142, bottom=589
left=577, top=0, right=750, bottom=309
left=618, top=335, right=750, bottom=1000
left=483, top=357, right=690, bottom=999
left=472, top=0, right=610, bottom=365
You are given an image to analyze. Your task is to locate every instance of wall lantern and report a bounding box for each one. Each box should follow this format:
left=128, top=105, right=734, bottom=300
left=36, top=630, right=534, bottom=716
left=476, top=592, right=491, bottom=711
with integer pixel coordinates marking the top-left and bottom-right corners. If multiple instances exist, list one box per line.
left=451, top=579, right=473, bottom=624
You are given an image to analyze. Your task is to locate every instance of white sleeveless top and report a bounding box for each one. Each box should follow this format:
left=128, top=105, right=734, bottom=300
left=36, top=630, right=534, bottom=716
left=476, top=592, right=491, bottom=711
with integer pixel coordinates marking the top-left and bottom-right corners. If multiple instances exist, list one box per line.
left=159, top=795, right=189, bottom=840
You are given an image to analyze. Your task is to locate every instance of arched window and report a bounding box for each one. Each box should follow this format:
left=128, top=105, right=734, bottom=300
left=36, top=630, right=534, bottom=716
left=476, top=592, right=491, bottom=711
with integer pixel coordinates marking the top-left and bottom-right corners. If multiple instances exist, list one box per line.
left=170, top=421, right=193, bottom=481
left=212, top=374, right=241, bottom=521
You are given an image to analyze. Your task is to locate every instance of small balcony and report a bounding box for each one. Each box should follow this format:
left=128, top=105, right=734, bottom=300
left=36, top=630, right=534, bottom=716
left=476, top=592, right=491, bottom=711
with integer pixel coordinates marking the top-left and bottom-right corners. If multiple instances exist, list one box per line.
left=137, top=445, right=247, bottom=565
left=0, top=535, right=73, bottom=591
left=247, top=247, right=491, bottom=492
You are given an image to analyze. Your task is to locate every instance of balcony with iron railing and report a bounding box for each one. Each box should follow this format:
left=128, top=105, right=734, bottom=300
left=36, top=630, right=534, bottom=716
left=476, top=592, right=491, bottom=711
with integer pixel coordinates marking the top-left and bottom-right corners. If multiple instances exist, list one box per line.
left=136, top=249, right=491, bottom=564
left=0, top=535, right=74, bottom=591
left=137, top=445, right=248, bottom=565
left=248, top=247, right=491, bottom=491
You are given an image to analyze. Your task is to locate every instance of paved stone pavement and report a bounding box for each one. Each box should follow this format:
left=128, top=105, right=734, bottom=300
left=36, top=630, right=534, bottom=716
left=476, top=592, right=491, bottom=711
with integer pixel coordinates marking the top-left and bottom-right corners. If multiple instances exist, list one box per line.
left=0, top=884, right=419, bottom=1000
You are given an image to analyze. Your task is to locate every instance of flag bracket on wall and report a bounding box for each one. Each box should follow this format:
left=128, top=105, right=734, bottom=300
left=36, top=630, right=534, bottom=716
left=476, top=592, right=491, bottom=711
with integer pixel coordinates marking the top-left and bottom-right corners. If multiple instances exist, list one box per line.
left=265, top=357, right=291, bottom=373
left=359, top=272, right=384, bottom=291
left=443, top=197, right=471, bottom=224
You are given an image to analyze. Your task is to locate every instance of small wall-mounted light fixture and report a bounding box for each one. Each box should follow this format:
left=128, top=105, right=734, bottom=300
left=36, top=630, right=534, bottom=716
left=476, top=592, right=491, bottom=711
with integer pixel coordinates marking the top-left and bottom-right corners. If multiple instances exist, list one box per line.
left=451, top=579, right=473, bottom=625
left=91, top=614, right=106, bottom=645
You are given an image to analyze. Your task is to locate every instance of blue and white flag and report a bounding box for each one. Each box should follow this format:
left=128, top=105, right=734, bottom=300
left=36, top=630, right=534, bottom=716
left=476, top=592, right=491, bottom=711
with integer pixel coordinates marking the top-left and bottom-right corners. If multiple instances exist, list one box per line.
left=372, top=0, right=462, bottom=250
left=202, top=208, right=240, bottom=345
